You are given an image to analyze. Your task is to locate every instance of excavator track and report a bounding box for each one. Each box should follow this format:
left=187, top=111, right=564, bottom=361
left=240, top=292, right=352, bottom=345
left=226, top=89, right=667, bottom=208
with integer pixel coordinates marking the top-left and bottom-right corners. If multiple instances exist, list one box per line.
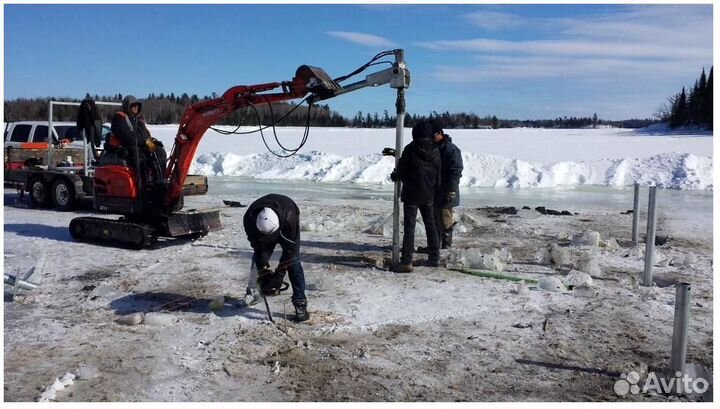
left=69, top=217, right=158, bottom=249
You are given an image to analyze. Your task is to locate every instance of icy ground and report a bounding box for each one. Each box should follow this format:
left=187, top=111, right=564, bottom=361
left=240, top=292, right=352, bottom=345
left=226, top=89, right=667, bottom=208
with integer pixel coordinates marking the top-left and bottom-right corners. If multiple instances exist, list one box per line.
left=3, top=179, right=713, bottom=402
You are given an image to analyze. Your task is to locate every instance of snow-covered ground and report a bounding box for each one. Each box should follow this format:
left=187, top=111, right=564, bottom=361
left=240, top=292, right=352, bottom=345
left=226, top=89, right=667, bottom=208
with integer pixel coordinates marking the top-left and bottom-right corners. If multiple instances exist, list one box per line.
left=148, top=125, right=714, bottom=190
left=3, top=126, right=714, bottom=402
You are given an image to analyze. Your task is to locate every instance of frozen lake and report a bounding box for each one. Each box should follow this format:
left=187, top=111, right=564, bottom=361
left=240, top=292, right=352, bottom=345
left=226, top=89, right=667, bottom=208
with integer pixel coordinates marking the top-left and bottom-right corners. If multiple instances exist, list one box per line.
left=209, top=176, right=712, bottom=234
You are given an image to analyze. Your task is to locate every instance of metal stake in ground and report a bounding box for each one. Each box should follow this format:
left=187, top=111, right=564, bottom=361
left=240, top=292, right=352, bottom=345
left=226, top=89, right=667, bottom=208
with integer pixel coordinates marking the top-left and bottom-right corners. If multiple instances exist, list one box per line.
left=670, top=283, right=690, bottom=376
left=391, top=86, right=406, bottom=266
left=642, top=186, right=657, bottom=287
left=632, top=182, right=640, bottom=245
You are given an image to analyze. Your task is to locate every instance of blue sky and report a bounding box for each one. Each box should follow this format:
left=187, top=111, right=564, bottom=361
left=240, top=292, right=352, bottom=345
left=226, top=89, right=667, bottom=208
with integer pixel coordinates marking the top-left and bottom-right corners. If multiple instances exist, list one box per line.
left=3, top=3, right=713, bottom=121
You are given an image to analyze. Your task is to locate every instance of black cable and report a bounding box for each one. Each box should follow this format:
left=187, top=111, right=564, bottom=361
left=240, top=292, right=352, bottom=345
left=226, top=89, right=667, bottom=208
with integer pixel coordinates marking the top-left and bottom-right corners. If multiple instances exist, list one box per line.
left=254, top=100, right=313, bottom=158
left=333, top=49, right=397, bottom=83
left=206, top=49, right=398, bottom=157
left=209, top=96, right=311, bottom=135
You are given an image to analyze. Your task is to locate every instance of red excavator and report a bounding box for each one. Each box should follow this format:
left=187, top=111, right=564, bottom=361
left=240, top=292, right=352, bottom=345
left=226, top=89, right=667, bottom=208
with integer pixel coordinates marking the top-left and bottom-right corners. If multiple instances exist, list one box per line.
left=69, top=50, right=410, bottom=248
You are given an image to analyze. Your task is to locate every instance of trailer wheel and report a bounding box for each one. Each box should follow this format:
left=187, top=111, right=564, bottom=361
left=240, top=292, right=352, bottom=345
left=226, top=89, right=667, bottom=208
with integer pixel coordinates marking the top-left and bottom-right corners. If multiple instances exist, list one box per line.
left=28, top=177, right=51, bottom=208
left=51, top=178, right=77, bottom=211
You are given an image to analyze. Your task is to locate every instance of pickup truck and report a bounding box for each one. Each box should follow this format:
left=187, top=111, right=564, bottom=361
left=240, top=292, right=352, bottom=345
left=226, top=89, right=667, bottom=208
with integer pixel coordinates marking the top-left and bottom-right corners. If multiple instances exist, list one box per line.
left=4, top=120, right=208, bottom=210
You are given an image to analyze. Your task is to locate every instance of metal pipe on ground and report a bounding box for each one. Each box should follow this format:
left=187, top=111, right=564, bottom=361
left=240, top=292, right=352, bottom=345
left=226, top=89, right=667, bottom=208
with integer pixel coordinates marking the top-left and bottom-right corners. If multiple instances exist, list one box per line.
left=670, top=283, right=691, bottom=376
left=4, top=274, right=39, bottom=291
left=642, top=186, right=657, bottom=287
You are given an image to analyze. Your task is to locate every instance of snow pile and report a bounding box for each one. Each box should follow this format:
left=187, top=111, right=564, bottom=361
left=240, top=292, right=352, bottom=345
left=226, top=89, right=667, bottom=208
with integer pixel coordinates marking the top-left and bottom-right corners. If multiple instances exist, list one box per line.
left=189, top=150, right=712, bottom=190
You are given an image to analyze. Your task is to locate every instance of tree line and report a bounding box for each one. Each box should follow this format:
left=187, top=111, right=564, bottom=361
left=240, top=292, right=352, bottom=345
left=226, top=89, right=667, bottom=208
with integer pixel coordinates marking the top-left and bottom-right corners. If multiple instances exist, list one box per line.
left=4, top=92, right=654, bottom=129
left=656, top=67, right=713, bottom=129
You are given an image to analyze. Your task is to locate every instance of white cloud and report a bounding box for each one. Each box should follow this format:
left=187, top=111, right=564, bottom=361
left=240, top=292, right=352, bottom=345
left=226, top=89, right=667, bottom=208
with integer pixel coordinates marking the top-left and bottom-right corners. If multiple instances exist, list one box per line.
left=463, top=11, right=525, bottom=31
left=432, top=55, right=698, bottom=83
left=419, top=5, right=711, bottom=84
left=326, top=31, right=397, bottom=48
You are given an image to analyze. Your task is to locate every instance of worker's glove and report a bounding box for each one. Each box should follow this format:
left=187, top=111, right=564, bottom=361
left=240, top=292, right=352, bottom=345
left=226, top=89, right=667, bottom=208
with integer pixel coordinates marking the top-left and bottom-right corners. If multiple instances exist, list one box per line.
left=258, top=266, right=273, bottom=278
left=382, top=147, right=396, bottom=157
left=445, top=191, right=457, bottom=204
left=257, top=266, right=287, bottom=296
left=390, top=170, right=399, bottom=182
left=274, top=267, right=288, bottom=278
left=145, top=138, right=158, bottom=152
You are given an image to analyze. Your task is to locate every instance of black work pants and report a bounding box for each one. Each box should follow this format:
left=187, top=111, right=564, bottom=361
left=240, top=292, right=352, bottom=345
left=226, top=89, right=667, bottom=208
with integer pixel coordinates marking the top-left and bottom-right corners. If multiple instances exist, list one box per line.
left=401, top=203, right=440, bottom=265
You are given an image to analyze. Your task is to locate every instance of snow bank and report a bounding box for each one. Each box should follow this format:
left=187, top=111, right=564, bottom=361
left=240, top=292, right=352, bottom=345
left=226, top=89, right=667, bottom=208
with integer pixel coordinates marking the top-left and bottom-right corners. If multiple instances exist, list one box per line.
left=190, top=150, right=712, bottom=190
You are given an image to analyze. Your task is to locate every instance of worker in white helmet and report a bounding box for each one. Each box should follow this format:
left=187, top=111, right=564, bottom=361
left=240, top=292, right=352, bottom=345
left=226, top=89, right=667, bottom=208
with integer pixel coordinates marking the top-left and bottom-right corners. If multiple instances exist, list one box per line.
left=242, top=194, right=308, bottom=321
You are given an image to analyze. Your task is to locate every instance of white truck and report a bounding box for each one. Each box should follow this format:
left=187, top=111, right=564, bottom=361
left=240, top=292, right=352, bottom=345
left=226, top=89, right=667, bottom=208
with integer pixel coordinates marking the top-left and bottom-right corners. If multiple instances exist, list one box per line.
left=4, top=101, right=208, bottom=210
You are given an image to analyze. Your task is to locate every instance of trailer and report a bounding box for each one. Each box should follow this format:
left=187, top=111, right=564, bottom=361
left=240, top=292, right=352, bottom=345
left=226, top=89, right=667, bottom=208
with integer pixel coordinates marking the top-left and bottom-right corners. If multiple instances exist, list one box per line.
left=4, top=100, right=208, bottom=211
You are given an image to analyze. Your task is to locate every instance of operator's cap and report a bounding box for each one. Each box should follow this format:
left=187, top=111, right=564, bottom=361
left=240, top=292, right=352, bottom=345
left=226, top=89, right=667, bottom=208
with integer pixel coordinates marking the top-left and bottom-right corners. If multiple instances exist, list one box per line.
left=256, top=207, right=280, bottom=235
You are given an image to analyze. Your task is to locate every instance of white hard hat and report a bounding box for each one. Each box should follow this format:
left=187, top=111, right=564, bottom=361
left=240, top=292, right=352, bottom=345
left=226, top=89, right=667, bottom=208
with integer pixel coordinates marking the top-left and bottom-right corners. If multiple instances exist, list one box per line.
left=256, top=207, right=280, bottom=234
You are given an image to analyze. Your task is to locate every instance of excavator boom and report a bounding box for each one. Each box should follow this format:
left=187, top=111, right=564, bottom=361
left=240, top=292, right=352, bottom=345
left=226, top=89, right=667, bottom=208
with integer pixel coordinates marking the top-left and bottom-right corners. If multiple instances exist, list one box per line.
left=70, top=49, right=409, bottom=248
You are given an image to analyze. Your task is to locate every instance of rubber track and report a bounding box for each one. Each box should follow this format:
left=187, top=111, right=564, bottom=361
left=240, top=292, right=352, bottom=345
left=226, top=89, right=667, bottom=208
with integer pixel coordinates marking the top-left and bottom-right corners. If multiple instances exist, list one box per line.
left=69, top=217, right=157, bottom=249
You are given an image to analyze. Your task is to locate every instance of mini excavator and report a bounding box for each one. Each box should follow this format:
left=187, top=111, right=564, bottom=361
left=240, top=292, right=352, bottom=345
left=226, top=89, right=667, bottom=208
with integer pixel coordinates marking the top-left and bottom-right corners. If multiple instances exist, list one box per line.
left=69, top=50, right=410, bottom=248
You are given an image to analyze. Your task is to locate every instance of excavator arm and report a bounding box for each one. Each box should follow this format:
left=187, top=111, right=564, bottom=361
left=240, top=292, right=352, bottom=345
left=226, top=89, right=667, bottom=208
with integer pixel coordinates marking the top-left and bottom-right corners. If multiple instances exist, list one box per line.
left=163, top=49, right=410, bottom=210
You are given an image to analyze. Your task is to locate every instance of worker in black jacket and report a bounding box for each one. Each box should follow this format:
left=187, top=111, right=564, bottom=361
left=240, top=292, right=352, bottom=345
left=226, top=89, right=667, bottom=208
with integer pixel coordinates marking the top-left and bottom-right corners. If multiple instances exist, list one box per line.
left=110, top=95, right=166, bottom=183
left=390, top=120, right=441, bottom=272
left=428, top=118, right=464, bottom=249
left=242, top=194, right=309, bottom=321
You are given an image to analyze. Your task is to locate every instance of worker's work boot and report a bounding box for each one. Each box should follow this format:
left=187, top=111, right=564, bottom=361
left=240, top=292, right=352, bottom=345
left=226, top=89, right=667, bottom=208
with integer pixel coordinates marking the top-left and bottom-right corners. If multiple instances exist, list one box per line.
left=441, top=229, right=453, bottom=249
left=292, top=299, right=310, bottom=322
left=395, top=263, right=414, bottom=273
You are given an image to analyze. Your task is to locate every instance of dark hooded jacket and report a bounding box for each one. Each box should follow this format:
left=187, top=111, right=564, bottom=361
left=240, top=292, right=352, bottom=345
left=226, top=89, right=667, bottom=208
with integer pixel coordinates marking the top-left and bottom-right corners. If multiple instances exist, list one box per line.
left=435, top=134, right=463, bottom=208
left=243, top=194, right=301, bottom=267
left=76, top=98, right=102, bottom=147
left=395, top=121, right=441, bottom=206
left=111, top=95, right=151, bottom=149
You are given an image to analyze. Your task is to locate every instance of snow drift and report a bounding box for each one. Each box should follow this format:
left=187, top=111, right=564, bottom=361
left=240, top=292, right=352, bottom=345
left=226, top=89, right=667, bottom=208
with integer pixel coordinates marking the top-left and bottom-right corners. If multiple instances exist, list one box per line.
left=191, top=150, right=713, bottom=190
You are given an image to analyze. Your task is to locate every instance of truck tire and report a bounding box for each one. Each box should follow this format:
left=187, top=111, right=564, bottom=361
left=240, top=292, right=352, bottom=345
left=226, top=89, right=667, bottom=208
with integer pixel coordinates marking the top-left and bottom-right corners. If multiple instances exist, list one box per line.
left=51, top=178, right=77, bottom=211
left=28, top=176, right=51, bottom=208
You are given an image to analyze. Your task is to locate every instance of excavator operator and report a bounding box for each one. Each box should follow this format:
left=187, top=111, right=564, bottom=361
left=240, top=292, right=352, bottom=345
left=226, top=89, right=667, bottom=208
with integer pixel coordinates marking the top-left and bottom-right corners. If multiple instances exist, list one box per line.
left=109, top=95, right=167, bottom=184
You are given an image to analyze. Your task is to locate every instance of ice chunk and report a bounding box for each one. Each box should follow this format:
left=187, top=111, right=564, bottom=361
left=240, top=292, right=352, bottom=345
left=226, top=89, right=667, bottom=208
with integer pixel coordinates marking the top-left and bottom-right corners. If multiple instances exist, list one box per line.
left=75, top=365, right=100, bottom=380
left=51, top=378, right=65, bottom=391
left=670, top=252, right=698, bottom=267
left=115, top=312, right=144, bottom=326
left=601, top=238, right=620, bottom=249
left=478, top=254, right=505, bottom=272
left=37, top=387, right=56, bottom=402
left=534, top=247, right=550, bottom=264
left=59, top=372, right=76, bottom=387
left=577, top=255, right=602, bottom=276
left=571, top=230, right=601, bottom=246
left=493, top=247, right=513, bottom=263
left=538, top=276, right=566, bottom=292
left=564, top=270, right=593, bottom=288
left=549, top=243, right=571, bottom=267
